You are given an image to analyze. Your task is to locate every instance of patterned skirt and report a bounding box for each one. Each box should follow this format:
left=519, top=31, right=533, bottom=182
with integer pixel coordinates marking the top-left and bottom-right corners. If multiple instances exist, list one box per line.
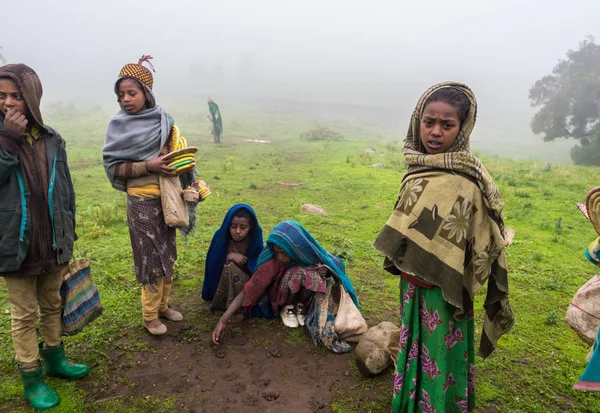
left=393, top=277, right=475, bottom=413
left=210, top=262, right=251, bottom=311
left=127, top=196, right=177, bottom=286
left=277, top=266, right=327, bottom=308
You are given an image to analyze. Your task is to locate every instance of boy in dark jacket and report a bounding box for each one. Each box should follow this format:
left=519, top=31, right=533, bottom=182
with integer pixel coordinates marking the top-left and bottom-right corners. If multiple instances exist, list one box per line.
left=0, top=63, right=88, bottom=410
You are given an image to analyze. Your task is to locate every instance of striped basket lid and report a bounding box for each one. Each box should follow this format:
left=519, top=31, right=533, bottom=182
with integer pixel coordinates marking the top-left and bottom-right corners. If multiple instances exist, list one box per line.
left=577, top=186, right=600, bottom=235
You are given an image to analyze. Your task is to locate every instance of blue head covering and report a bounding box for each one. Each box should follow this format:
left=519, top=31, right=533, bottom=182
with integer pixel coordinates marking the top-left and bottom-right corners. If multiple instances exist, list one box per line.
left=257, top=220, right=359, bottom=308
left=202, top=204, right=263, bottom=301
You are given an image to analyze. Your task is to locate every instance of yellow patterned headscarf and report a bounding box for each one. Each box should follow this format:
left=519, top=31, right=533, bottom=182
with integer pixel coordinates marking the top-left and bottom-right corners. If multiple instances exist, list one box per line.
left=114, top=55, right=156, bottom=109
left=118, top=55, right=154, bottom=89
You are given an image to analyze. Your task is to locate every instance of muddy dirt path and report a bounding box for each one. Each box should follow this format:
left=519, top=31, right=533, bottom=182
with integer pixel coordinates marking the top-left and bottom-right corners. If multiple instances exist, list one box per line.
left=83, top=301, right=393, bottom=413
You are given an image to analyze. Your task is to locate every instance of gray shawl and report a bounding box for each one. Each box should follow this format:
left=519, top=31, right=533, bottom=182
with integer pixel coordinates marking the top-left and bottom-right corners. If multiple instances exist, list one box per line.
left=103, top=105, right=174, bottom=192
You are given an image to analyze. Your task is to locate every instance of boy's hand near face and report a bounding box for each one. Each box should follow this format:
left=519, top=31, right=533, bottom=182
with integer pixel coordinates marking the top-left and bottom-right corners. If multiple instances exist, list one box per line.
left=4, top=108, right=28, bottom=136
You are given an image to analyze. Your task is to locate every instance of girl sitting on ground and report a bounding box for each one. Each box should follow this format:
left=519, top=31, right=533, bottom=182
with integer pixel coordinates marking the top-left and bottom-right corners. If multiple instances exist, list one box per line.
left=212, top=220, right=360, bottom=353
left=202, top=204, right=263, bottom=322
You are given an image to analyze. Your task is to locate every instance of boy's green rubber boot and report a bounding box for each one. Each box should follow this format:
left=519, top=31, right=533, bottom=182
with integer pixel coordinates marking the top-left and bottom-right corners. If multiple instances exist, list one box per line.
left=39, top=342, right=89, bottom=379
left=19, top=365, right=60, bottom=410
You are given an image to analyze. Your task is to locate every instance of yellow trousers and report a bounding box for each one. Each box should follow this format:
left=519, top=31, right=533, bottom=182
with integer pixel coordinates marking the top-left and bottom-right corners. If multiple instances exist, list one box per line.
left=4, top=269, right=65, bottom=371
left=141, top=277, right=173, bottom=321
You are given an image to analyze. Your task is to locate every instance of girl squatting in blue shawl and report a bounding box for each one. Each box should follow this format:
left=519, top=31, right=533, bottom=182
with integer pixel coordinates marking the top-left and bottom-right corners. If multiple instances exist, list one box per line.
left=211, top=220, right=360, bottom=353
left=202, top=204, right=265, bottom=322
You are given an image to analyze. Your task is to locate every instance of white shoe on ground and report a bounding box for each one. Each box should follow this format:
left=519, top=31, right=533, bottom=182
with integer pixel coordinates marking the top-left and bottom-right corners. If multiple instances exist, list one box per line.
left=296, top=303, right=305, bottom=327
left=280, top=305, right=299, bottom=328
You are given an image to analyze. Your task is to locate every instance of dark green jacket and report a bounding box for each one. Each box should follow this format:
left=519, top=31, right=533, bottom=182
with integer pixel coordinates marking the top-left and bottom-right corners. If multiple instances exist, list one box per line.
left=0, top=121, right=76, bottom=276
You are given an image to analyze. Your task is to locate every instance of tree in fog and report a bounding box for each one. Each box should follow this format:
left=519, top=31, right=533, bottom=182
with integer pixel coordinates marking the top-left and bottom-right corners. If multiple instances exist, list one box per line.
left=0, top=47, right=6, bottom=64
left=529, top=36, right=600, bottom=166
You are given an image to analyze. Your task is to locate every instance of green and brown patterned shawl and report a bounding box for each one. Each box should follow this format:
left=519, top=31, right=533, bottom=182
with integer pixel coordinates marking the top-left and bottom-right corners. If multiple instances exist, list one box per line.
left=373, top=82, right=514, bottom=358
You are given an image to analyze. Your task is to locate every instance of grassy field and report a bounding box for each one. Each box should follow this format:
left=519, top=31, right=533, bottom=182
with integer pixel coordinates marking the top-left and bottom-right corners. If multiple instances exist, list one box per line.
left=0, top=104, right=599, bottom=412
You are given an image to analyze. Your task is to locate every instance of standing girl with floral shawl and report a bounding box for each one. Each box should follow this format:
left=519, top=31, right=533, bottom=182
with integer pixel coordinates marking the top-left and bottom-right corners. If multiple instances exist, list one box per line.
left=103, top=56, right=195, bottom=336
left=373, top=82, right=514, bottom=412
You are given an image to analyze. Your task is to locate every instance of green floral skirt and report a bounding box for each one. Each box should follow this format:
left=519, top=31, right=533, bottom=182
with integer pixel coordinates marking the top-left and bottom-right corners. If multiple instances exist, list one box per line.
left=392, top=277, right=475, bottom=413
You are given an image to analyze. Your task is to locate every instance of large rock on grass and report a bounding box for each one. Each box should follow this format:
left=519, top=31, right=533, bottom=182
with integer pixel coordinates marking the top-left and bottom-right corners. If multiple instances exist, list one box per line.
left=354, top=321, right=400, bottom=377
left=300, top=204, right=328, bottom=216
left=364, top=147, right=376, bottom=155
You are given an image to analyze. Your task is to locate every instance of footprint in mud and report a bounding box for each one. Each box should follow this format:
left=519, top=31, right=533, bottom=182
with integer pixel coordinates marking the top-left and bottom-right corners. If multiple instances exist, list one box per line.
left=232, top=382, right=246, bottom=394
left=223, top=372, right=240, bottom=382
left=258, top=378, right=271, bottom=387
left=250, top=365, right=265, bottom=377
left=216, top=359, right=232, bottom=369
left=262, top=390, right=280, bottom=402
left=268, top=348, right=283, bottom=358
left=243, top=394, right=259, bottom=407
left=309, top=397, right=327, bottom=412
left=175, top=324, right=193, bottom=341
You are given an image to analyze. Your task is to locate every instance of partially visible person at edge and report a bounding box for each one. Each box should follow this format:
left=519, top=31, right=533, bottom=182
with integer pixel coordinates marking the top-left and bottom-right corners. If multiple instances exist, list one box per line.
left=0, top=64, right=88, bottom=411
left=202, top=204, right=264, bottom=322
left=373, top=82, right=514, bottom=412
left=212, top=220, right=360, bottom=353
left=102, top=55, right=196, bottom=336
left=574, top=234, right=600, bottom=391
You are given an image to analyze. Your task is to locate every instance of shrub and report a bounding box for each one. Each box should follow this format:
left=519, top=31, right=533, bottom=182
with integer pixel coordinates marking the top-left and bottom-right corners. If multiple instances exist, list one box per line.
left=300, top=126, right=345, bottom=142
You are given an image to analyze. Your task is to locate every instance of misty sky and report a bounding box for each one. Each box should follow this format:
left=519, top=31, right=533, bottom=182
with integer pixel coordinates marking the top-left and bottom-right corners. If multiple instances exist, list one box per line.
left=3, top=0, right=600, bottom=160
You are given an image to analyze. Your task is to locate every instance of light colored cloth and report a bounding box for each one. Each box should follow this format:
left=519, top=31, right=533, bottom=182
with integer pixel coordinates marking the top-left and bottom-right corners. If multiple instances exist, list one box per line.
left=566, top=274, right=600, bottom=344
left=142, top=276, right=173, bottom=321
left=5, top=269, right=65, bottom=371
